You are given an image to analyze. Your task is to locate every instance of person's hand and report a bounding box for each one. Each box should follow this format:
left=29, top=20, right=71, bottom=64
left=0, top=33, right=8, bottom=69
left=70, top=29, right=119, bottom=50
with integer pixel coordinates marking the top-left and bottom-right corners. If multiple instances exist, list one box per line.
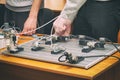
left=21, top=16, right=37, bottom=35
left=53, top=16, right=72, bottom=36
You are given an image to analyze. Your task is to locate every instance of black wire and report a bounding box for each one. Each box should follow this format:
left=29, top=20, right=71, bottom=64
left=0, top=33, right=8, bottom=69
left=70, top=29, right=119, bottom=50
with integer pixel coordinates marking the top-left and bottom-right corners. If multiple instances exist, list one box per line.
left=110, top=56, right=120, bottom=60
left=105, top=38, right=120, bottom=53
left=58, top=54, right=120, bottom=63
left=82, top=55, right=120, bottom=60
left=58, top=54, right=67, bottom=62
left=85, top=36, right=98, bottom=41
left=58, top=54, right=120, bottom=64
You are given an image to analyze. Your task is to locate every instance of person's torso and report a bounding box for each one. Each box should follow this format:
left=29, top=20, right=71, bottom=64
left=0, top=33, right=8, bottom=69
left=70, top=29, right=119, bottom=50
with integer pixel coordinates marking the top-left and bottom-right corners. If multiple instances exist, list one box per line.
left=5, top=0, right=44, bottom=12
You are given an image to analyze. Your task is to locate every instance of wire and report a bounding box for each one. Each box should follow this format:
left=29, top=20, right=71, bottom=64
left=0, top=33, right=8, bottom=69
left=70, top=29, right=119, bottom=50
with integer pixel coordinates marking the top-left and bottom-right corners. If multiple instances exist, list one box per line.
left=106, top=38, right=120, bottom=53
left=50, top=25, right=54, bottom=48
left=58, top=52, right=120, bottom=63
left=17, top=16, right=58, bottom=35
left=0, top=24, right=5, bottom=29
left=82, top=55, right=120, bottom=60
left=12, top=27, right=21, bottom=33
left=85, top=35, right=98, bottom=41
left=58, top=54, right=67, bottom=62
left=0, top=23, right=9, bottom=29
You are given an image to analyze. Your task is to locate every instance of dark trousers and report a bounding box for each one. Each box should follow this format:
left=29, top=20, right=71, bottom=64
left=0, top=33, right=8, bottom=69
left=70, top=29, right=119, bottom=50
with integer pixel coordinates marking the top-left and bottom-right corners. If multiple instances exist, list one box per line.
left=4, top=8, right=55, bottom=34
left=73, top=0, right=120, bottom=42
left=0, top=5, right=5, bottom=27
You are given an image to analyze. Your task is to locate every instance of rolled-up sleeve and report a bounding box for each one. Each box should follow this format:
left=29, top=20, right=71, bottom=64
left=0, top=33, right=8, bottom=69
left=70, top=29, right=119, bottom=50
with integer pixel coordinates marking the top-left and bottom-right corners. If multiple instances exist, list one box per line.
left=60, top=0, right=87, bottom=22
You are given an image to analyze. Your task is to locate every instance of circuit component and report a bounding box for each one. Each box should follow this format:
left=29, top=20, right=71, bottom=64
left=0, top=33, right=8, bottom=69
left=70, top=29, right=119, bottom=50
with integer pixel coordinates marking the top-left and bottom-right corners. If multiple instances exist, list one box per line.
left=58, top=52, right=84, bottom=64
left=79, top=35, right=105, bottom=52
left=1, top=22, right=24, bottom=53
left=51, top=45, right=65, bottom=54
left=31, top=40, right=44, bottom=51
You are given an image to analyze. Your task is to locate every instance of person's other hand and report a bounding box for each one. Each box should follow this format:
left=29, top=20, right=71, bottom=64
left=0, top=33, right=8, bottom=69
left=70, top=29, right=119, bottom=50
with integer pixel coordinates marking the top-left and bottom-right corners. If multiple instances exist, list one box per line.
left=53, top=16, right=72, bottom=36
left=21, top=16, right=37, bottom=35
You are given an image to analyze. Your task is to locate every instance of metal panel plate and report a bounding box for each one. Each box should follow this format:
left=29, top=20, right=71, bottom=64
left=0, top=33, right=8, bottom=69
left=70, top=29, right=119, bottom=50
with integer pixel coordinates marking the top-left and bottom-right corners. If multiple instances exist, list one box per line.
left=2, top=38, right=119, bottom=69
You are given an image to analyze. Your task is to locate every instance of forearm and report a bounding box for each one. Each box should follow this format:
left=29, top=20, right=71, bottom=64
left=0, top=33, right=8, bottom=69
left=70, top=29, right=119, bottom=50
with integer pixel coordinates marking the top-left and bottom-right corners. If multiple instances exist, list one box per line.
left=22, top=0, right=42, bottom=35
left=60, top=0, right=87, bottom=23
left=29, top=0, right=42, bottom=18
